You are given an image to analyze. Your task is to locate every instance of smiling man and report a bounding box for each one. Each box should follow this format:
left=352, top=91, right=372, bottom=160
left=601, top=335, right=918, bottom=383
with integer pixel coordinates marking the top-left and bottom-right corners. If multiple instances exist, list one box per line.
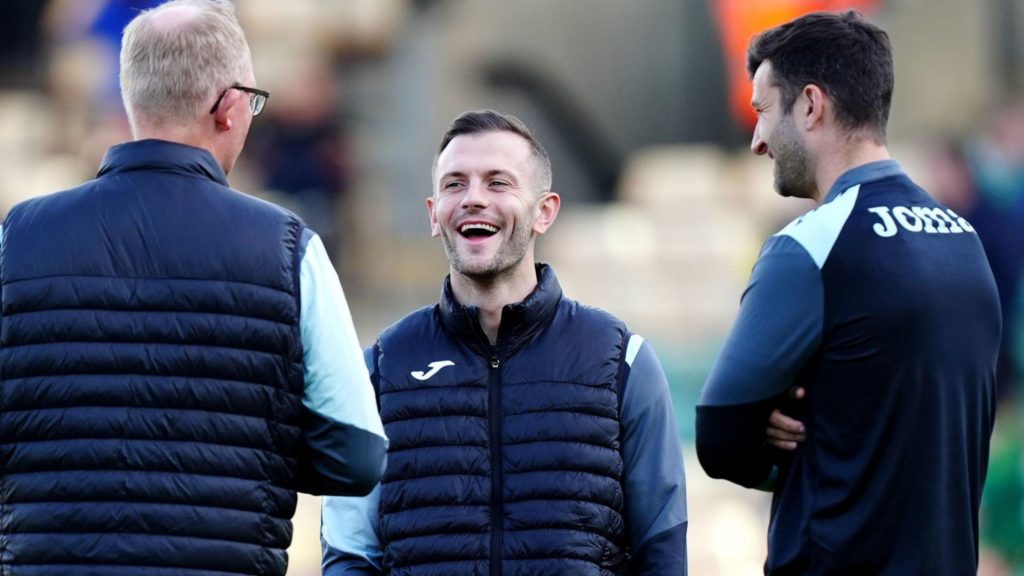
left=321, top=110, right=689, bottom=575
left=696, top=11, right=1001, bottom=576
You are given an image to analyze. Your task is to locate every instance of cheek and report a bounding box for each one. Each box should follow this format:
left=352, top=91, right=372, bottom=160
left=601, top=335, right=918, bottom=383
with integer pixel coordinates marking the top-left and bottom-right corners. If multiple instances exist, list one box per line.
left=433, top=197, right=457, bottom=219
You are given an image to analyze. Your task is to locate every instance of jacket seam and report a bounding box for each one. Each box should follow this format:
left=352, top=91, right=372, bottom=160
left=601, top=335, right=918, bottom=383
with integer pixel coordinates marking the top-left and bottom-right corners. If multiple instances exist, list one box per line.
left=0, top=372, right=297, bottom=394
left=0, top=561, right=251, bottom=575
left=1, top=371, right=290, bottom=390
left=2, top=466, right=294, bottom=485
left=381, top=413, right=487, bottom=425
left=0, top=436, right=298, bottom=459
left=381, top=472, right=489, bottom=485
left=3, top=308, right=294, bottom=327
left=0, top=404, right=302, bottom=424
left=1, top=273, right=294, bottom=295
left=503, top=438, right=619, bottom=450
left=2, top=499, right=291, bottom=520
left=387, top=442, right=488, bottom=454
left=0, top=339, right=293, bottom=356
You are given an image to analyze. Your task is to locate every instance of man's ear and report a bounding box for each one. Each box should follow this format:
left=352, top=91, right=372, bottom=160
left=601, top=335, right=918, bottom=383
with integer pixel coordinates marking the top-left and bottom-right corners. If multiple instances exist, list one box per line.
left=426, top=195, right=440, bottom=237
left=532, top=192, right=560, bottom=235
left=213, top=89, right=243, bottom=131
left=800, top=84, right=826, bottom=131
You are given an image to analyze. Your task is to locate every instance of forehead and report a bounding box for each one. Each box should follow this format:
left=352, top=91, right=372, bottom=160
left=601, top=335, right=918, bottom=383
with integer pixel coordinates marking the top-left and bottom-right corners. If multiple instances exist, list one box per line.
left=751, top=60, right=777, bottom=103
left=436, top=130, right=534, bottom=177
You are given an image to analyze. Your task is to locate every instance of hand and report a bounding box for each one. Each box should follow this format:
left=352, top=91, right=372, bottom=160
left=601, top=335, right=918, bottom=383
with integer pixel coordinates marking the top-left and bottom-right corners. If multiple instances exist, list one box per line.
left=766, top=386, right=806, bottom=451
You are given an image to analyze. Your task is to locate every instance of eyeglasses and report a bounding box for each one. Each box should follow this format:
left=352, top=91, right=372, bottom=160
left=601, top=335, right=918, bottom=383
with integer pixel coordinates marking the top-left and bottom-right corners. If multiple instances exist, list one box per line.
left=209, top=84, right=270, bottom=117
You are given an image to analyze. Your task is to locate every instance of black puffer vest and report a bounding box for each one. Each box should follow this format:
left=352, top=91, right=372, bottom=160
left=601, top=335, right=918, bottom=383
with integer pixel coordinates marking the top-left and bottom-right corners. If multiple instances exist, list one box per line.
left=0, top=140, right=308, bottom=576
left=373, top=265, right=630, bottom=576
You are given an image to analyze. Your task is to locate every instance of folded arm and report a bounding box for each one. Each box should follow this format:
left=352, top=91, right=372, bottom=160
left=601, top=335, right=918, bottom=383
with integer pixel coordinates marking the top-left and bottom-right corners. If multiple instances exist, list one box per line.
left=696, top=235, right=822, bottom=489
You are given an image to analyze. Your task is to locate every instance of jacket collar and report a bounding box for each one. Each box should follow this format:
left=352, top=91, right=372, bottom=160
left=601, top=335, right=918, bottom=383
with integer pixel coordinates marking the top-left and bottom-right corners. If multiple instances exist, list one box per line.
left=438, top=263, right=563, bottom=359
left=97, top=139, right=229, bottom=186
left=823, top=159, right=904, bottom=204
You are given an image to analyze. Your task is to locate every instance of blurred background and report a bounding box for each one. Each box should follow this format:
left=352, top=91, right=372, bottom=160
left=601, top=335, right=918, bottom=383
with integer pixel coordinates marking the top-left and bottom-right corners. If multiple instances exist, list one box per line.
left=2, top=0, right=1024, bottom=574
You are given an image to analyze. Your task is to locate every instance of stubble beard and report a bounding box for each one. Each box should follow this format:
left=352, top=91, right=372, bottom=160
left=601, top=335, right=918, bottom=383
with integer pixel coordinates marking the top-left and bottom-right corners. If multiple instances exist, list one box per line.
left=772, top=114, right=816, bottom=200
left=441, top=222, right=534, bottom=286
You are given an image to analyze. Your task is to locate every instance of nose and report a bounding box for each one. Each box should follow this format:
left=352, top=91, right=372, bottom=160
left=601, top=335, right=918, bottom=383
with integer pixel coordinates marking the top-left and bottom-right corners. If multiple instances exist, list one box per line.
left=751, top=123, right=768, bottom=156
left=461, top=179, right=489, bottom=209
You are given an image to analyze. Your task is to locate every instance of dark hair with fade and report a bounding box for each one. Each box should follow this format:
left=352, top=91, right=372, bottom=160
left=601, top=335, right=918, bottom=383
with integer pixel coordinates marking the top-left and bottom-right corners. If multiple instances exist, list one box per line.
left=747, top=10, right=894, bottom=143
left=433, top=109, right=553, bottom=192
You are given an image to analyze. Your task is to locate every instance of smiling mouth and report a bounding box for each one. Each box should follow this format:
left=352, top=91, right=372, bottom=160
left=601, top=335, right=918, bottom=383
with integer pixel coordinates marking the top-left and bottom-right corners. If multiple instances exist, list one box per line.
left=458, top=223, right=499, bottom=239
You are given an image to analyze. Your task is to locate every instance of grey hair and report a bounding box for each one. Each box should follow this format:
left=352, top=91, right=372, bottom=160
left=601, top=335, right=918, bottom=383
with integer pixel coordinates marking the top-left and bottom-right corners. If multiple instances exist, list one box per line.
left=120, top=0, right=252, bottom=129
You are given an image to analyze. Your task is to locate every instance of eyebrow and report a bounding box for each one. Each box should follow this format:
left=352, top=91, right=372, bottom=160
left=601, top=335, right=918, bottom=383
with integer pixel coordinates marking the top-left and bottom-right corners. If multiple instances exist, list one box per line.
left=483, top=169, right=517, bottom=181
left=439, top=170, right=467, bottom=182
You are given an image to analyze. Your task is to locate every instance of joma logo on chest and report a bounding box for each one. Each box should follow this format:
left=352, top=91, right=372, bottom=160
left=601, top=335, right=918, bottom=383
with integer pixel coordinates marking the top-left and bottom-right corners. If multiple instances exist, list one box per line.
left=410, top=360, right=455, bottom=381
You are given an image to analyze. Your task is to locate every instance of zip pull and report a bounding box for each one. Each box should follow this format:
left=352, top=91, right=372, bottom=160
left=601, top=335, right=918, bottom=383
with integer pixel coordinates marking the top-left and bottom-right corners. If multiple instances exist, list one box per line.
left=490, top=357, right=500, bottom=369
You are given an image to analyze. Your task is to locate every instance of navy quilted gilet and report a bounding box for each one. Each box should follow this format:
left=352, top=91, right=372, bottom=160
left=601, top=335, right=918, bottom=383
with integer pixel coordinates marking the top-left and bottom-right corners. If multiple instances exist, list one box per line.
left=0, top=140, right=308, bottom=576
left=374, top=265, right=629, bottom=576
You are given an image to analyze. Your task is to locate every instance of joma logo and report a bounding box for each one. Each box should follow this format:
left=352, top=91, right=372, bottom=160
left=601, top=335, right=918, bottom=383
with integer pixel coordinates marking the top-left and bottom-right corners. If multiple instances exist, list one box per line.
left=867, top=206, right=975, bottom=238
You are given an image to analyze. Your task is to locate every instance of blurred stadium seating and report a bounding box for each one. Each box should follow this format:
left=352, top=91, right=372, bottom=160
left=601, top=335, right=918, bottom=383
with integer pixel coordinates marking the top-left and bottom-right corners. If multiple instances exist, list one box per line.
left=2, top=1, right=1024, bottom=574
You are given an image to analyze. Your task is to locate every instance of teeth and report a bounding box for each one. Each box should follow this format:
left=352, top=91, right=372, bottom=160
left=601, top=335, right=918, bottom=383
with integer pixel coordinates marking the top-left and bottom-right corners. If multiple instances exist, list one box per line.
left=459, top=223, right=498, bottom=234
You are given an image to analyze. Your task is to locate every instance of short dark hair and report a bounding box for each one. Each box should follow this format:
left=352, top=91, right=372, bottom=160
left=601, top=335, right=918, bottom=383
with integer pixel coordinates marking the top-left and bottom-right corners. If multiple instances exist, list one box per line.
left=434, top=109, right=553, bottom=191
left=747, top=11, right=894, bottom=143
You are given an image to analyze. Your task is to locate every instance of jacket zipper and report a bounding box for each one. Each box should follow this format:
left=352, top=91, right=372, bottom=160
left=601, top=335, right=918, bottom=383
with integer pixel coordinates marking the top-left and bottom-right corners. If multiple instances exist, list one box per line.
left=488, top=353, right=502, bottom=576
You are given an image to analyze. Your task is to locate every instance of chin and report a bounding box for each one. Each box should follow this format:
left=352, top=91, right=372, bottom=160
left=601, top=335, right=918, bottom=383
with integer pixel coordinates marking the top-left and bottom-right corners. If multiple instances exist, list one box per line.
left=454, top=258, right=524, bottom=283
left=775, top=182, right=815, bottom=200
left=455, top=262, right=501, bottom=279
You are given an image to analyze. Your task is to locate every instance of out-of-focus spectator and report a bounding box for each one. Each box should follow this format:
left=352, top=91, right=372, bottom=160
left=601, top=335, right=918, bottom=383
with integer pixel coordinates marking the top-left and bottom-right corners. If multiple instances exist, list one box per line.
left=45, top=0, right=163, bottom=105
left=0, top=1, right=48, bottom=88
left=980, top=400, right=1024, bottom=576
left=943, top=97, right=1024, bottom=576
left=247, top=52, right=350, bottom=260
left=961, top=99, right=1024, bottom=399
left=42, top=0, right=162, bottom=168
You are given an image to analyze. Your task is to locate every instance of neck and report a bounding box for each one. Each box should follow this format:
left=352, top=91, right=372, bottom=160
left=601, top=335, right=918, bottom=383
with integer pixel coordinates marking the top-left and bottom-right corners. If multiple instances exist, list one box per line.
left=132, top=119, right=225, bottom=168
left=134, top=120, right=208, bottom=147
left=449, top=260, right=539, bottom=346
left=813, top=134, right=890, bottom=204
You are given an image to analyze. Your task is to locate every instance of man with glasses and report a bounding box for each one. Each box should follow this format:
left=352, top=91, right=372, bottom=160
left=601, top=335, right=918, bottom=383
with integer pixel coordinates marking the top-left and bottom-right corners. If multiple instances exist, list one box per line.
left=210, top=83, right=270, bottom=117
left=0, top=1, right=386, bottom=575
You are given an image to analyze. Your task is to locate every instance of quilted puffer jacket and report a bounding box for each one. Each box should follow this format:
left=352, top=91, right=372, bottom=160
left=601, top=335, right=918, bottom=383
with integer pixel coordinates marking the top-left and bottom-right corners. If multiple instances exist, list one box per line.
left=0, top=140, right=311, bottom=576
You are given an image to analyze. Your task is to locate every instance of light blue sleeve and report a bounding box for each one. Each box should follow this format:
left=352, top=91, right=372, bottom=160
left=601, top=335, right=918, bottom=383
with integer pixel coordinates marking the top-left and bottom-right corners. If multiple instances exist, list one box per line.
left=298, top=234, right=387, bottom=496
left=300, top=235, right=384, bottom=437
left=621, top=336, right=688, bottom=574
left=321, top=346, right=384, bottom=575
left=322, top=485, right=383, bottom=575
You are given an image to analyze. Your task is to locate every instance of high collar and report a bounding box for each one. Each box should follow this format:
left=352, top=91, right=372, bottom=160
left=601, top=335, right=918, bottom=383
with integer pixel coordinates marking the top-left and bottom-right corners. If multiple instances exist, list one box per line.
left=823, top=159, right=904, bottom=204
left=97, top=139, right=229, bottom=186
left=438, top=263, right=563, bottom=359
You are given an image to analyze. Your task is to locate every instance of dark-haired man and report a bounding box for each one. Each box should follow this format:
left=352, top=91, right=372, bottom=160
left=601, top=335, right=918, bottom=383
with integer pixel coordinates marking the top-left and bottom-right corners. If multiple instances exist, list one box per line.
left=321, top=110, right=688, bottom=575
left=696, top=10, right=1000, bottom=576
